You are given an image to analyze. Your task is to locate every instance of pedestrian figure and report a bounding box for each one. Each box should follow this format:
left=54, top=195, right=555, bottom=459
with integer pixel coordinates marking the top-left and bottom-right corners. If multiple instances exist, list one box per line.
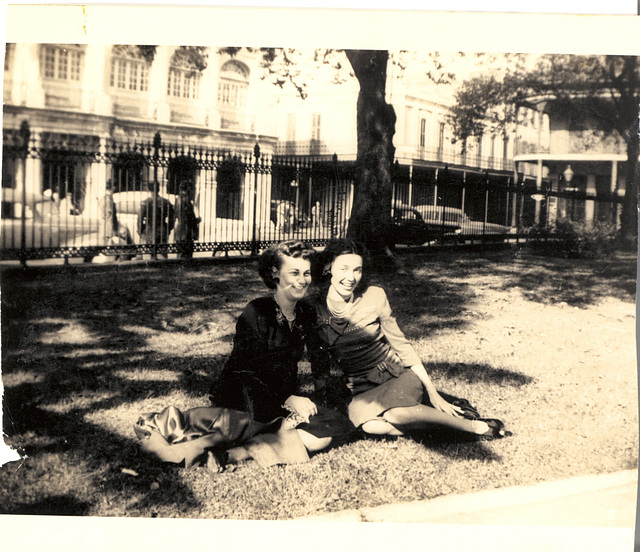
left=174, top=179, right=201, bottom=259
left=276, top=200, right=294, bottom=234
left=97, top=180, right=134, bottom=261
left=311, top=200, right=323, bottom=230
left=137, top=181, right=175, bottom=259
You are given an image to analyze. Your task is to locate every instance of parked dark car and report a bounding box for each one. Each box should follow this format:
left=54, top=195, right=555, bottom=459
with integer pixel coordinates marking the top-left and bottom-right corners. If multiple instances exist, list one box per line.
left=414, top=205, right=513, bottom=235
left=390, top=203, right=458, bottom=245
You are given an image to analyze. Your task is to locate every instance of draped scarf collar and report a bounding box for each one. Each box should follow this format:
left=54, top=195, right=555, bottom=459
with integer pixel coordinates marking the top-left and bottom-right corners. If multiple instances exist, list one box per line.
left=321, top=289, right=357, bottom=345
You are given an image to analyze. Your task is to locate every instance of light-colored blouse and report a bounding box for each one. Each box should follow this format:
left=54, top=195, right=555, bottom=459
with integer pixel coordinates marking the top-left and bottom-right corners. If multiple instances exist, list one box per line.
left=313, top=286, right=422, bottom=391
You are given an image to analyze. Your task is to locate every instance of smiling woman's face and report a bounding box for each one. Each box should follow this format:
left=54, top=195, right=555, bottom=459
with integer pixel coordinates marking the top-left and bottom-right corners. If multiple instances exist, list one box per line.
left=329, top=253, right=363, bottom=298
left=273, top=255, right=312, bottom=302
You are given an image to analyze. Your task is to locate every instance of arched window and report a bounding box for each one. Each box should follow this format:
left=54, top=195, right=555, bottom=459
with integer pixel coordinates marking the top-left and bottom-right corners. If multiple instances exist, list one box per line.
left=218, top=60, right=249, bottom=108
left=216, top=158, right=245, bottom=220
left=218, top=60, right=250, bottom=129
left=110, top=45, right=149, bottom=92
left=111, top=152, right=146, bottom=193
left=167, top=155, right=198, bottom=196
left=41, top=44, right=83, bottom=82
left=168, top=47, right=203, bottom=100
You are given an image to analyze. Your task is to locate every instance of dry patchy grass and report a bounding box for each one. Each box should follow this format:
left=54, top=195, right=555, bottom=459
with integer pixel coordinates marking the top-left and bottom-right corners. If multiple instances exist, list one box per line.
left=1, top=248, right=637, bottom=519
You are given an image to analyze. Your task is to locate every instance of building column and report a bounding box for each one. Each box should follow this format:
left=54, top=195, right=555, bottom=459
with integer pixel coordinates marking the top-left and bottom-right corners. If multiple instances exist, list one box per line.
left=611, top=160, right=620, bottom=226
left=12, top=44, right=45, bottom=107
left=147, top=46, right=171, bottom=124
left=585, top=174, right=596, bottom=223
left=81, top=44, right=111, bottom=115
left=534, top=158, right=544, bottom=224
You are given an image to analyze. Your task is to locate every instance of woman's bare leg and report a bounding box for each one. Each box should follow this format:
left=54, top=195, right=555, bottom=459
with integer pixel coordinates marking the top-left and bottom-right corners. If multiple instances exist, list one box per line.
left=297, top=430, right=332, bottom=452
left=360, top=418, right=404, bottom=436
left=382, top=405, right=489, bottom=434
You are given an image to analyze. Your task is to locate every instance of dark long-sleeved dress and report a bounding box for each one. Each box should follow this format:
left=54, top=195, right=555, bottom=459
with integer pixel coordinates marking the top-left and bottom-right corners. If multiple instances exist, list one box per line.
left=211, top=295, right=353, bottom=440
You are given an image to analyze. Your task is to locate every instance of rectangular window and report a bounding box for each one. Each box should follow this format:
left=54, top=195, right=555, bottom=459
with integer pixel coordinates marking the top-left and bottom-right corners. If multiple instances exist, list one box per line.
left=503, top=136, right=510, bottom=160
left=117, top=60, right=126, bottom=88
left=129, top=63, right=138, bottom=91
left=69, top=50, right=80, bottom=80
left=44, top=48, right=56, bottom=78
left=42, top=46, right=82, bottom=82
left=111, top=57, right=148, bottom=92
left=312, top=113, right=321, bottom=141
left=419, top=118, right=427, bottom=148
left=218, top=81, right=247, bottom=107
left=169, top=68, right=200, bottom=99
left=438, top=122, right=445, bottom=152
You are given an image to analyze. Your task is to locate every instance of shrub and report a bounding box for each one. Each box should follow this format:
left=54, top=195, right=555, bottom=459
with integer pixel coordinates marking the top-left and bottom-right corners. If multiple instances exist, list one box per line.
left=526, top=218, right=618, bottom=258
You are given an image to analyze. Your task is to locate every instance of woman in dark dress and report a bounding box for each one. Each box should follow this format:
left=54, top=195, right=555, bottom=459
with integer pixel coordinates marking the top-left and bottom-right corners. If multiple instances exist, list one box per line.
left=135, top=240, right=353, bottom=473
left=210, top=239, right=353, bottom=465
left=309, top=238, right=510, bottom=440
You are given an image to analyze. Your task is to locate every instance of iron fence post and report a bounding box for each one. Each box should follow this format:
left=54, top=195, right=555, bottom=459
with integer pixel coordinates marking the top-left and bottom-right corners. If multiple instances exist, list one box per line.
left=516, top=172, right=524, bottom=239
left=483, top=171, right=489, bottom=243
left=251, top=143, right=260, bottom=256
left=152, top=132, right=161, bottom=260
left=19, top=120, right=30, bottom=267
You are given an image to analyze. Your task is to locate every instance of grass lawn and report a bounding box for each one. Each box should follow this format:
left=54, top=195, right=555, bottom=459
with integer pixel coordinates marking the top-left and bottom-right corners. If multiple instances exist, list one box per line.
left=1, top=247, right=637, bottom=519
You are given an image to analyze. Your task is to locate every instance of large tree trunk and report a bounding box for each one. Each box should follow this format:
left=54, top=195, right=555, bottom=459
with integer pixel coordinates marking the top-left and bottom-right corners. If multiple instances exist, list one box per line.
left=620, top=120, right=639, bottom=248
left=344, top=50, right=397, bottom=255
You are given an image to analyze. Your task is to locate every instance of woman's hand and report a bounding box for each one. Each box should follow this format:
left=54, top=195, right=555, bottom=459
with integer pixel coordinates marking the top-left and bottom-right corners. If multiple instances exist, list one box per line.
left=283, top=395, right=318, bottom=422
left=409, top=364, right=464, bottom=418
left=426, top=388, right=464, bottom=418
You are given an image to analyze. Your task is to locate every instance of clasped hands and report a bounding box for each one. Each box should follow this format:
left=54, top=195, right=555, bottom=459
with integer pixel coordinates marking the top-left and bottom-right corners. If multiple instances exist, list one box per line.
left=283, top=395, right=318, bottom=423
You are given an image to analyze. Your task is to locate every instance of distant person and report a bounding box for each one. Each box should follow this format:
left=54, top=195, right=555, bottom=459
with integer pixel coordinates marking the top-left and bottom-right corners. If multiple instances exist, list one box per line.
left=137, top=181, right=175, bottom=258
left=98, top=181, right=118, bottom=245
left=174, top=180, right=201, bottom=259
left=97, top=180, right=133, bottom=261
left=276, top=200, right=294, bottom=234
left=311, top=200, right=323, bottom=230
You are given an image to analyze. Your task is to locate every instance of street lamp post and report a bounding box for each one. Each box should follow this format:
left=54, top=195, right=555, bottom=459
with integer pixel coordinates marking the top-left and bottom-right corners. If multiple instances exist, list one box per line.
left=563, top=164, right=576, bottom=220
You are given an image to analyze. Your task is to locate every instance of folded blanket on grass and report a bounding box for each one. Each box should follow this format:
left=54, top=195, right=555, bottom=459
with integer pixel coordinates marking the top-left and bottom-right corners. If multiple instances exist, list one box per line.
left=134, top=405, right=309, bottom=468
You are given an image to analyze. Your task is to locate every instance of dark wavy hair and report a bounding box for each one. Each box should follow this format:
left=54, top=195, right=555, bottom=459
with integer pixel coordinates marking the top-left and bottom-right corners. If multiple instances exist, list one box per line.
left=312, top=238, right=371, bottom=293
left=258, top=240, right=314, bottom=289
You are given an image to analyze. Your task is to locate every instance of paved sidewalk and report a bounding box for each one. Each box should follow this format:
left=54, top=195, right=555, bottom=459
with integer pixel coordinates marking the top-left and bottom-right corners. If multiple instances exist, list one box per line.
left=299, top=469, right=638, bottom=527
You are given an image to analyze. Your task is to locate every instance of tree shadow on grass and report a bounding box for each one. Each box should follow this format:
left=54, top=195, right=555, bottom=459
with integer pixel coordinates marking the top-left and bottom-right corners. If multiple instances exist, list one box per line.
left=429, top=361, right=535, bottom=387
left=409, top=427, right=507, bottom=462
left=496, top=252, right=636, bottom=307
left=1, top=495, right=92, bottom=516
left=1, top=343, right=234, bottom=516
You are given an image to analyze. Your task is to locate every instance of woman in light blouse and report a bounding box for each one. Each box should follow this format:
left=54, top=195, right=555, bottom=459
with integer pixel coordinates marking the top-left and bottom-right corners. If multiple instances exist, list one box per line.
left=309, top=239, right=510, bottom=439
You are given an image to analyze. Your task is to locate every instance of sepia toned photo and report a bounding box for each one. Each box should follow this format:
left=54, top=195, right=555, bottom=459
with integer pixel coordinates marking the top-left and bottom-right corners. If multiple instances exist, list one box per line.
left=0, top=4, right=638, bottom=551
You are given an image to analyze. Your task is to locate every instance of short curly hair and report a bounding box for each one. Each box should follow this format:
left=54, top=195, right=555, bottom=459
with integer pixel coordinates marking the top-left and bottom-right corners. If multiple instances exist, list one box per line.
left=258, top=240, right=314, bottom=289
left=313, top=238, right=371, bottom=292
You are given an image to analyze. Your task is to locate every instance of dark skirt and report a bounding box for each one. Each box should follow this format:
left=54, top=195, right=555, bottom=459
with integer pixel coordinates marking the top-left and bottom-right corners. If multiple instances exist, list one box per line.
left=296, top=405, right=355, bottom=445
left=348, top=368, right=425, bottom=427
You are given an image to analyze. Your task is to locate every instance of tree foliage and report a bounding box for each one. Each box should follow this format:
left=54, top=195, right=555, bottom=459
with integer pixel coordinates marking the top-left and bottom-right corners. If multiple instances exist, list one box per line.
left=449, top=54, right=640, bottom=245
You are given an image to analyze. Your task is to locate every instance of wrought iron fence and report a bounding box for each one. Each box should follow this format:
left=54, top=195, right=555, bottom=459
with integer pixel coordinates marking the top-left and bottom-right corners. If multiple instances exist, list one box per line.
left=0, top=123, right=356, bottom=263
left=1, top=121, right=623, bottom=264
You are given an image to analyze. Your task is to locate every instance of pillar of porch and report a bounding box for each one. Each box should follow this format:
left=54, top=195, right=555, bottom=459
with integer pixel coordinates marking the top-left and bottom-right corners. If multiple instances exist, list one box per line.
left=585, top=174, right=596, bottom=223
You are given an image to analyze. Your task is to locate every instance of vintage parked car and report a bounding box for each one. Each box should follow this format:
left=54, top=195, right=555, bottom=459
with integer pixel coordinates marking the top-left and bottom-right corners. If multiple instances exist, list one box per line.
left=1, top=188, right=100, bottom=251
left=413, top=205, right=514, bottom=236
left=390, top=203, right=459, bottom=245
